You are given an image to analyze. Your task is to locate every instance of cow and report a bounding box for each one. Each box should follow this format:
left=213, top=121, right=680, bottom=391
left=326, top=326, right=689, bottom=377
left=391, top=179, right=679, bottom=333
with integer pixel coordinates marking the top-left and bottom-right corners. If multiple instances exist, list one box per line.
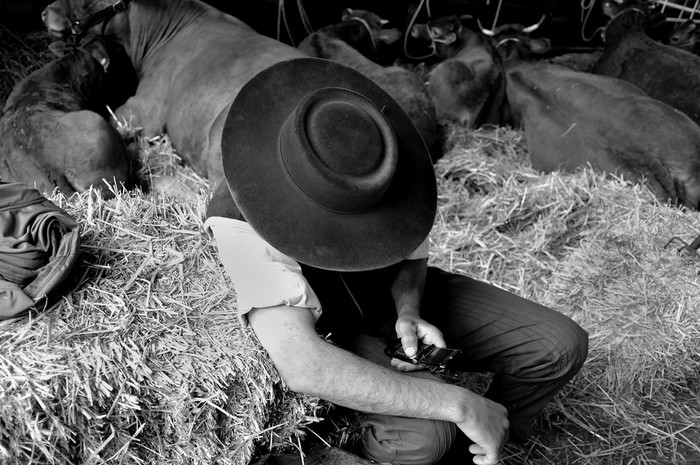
left=298, top=9, right=441, bottom=162
left=0, top=37, right=133, bottom=198
left=592, top=0, right=700, bottom=127
left=410, top=16, right=503, bottom=127
left=415, top=16, right=549, bottom=127
left=307, top=8, right=404, bottom=65
left=504, top=61, right=700, bottom=209
left=42, top=0, right=307, bottom=189
left=415, top=17, right=700, bottom=209
left=600, top=0, right=673, bottom=42
left=667, top=19, right=700, bottom=55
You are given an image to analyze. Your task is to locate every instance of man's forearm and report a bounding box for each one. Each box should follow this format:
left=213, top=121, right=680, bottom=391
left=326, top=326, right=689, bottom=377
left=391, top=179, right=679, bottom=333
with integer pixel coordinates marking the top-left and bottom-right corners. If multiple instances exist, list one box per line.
left=248, top=305, right=475, bottom=425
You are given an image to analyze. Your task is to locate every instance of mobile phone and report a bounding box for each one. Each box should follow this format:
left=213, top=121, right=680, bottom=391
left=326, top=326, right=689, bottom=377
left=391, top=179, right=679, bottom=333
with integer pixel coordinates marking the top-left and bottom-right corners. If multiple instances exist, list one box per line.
left=384, top=339, right=461, bottom=368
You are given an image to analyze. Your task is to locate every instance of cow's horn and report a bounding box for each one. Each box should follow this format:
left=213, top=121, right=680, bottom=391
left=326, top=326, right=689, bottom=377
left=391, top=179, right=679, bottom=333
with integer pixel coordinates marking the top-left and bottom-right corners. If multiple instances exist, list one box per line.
left=521, top=14, right=546, bottom=34
left=477, top=19, right=495, bottom=36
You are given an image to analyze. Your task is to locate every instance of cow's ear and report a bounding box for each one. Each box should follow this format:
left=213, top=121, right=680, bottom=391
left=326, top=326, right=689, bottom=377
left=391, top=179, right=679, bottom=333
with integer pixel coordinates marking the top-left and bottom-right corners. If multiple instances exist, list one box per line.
left=527, top=37, right=551, bottom=55
left=341, top=8, right=354, bottom=21
left=377, top=27, right=402, bottom=44
left=48, top=40, right=74, bottom=57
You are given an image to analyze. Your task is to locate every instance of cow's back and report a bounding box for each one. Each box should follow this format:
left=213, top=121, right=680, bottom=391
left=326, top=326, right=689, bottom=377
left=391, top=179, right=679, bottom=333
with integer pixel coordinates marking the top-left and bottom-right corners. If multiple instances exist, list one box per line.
left=4, top=51, right=105, bottom=115
left=506, top=61, right=700, bottom=208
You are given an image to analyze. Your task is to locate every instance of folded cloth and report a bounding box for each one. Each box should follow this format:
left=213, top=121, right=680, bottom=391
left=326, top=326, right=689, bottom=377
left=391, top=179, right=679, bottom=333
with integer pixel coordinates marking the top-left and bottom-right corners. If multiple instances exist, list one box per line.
left=0, top=182, right=80, bottom=320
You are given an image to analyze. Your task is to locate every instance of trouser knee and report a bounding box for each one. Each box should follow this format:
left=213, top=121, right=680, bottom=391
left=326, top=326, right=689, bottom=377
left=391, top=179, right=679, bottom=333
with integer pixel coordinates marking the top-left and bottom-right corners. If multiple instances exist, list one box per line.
left=361, top=414, right=456, bottom=465
left=558, top=321, right=589, bottom=379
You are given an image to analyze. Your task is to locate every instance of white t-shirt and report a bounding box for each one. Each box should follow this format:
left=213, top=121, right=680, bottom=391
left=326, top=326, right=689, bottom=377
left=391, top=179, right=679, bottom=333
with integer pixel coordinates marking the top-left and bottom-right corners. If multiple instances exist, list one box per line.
left=205, top=216, right=429, bottom=325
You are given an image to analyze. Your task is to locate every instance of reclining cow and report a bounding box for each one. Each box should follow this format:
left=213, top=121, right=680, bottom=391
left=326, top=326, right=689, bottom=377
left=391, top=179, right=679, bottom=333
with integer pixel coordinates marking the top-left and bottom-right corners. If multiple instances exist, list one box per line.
left=42, top=0, right=307, bottom=189
left=0, top=37, right=133, bottom=198
left=414, top=17, right=700, bottom=209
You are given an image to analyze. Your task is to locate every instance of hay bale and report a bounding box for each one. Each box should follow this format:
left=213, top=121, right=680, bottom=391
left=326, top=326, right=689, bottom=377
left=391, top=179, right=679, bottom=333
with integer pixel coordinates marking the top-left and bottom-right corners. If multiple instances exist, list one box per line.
left=432, top=125, right=700, bottom=464
left=0, top=186, right=324, bottom=465
left=2, top=121, right=700, bottom=465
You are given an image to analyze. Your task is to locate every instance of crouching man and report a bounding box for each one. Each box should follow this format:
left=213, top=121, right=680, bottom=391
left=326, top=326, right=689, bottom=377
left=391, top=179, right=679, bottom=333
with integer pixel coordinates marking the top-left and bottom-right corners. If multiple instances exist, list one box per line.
left=205, top=58, right=588, bottom=465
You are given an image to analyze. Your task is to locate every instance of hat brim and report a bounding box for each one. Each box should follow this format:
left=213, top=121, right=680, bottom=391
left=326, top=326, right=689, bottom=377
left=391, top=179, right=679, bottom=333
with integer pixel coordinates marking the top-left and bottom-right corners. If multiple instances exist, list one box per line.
left=221, top=58, right=437, bottom=271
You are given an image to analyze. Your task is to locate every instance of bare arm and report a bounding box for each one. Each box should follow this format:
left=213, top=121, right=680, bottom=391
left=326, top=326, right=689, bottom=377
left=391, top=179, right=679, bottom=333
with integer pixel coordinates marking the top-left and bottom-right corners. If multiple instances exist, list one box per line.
left=248, top=305, right=508, bottom=464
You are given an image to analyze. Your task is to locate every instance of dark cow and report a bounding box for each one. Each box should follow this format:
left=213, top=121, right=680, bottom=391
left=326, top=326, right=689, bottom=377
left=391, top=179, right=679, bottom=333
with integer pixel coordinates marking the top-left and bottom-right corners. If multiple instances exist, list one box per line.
left=42, top=0, right=307, bottom=188
left=667, top=19, right=700, bottom=55
left=593, top=1, right=700, bottom=127
left=298, top=10, right=441, bottom=162
left=416, top=18, right=700, bottom=208
left=415, top=16, right=549, bottom=127
left=412, top=16, right=504, bottom=127
left=505, top=61, right=700, bottom=209
left=600, top=0, right=673, bottom=42
left=312, top=8, right=404, bottom=64
left=0, top=38, right=133, bottom=197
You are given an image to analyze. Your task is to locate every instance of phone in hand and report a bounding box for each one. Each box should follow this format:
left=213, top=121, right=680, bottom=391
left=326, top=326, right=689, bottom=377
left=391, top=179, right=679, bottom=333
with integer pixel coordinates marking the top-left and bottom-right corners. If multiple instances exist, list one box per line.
left=384, top=339, right=461, bottom=368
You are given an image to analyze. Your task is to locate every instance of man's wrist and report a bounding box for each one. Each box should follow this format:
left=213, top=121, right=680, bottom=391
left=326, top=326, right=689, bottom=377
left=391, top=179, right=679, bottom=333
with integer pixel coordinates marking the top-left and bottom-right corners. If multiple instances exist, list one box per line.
left=444, top=384, right=477, bottom=425
left=397, top=305, right=421, bottom=318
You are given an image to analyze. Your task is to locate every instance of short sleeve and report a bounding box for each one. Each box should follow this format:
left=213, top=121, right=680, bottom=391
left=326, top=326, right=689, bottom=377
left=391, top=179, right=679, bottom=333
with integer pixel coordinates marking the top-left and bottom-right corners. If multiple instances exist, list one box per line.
left=406, top=237, right=429, bottom=260
left=205, top=216, right=322, bottom=325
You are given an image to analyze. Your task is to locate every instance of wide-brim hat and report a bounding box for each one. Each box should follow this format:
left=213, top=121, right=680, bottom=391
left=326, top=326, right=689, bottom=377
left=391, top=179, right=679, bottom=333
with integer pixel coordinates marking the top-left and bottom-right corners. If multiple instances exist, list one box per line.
left=221, top=58, right=437, bottom=271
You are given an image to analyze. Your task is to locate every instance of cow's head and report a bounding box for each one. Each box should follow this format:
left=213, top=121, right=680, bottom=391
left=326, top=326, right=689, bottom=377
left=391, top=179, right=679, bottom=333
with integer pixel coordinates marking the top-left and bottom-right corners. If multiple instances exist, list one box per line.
left=601, top=0, right=649, bottom=18
left=410, top=15, right=476, bottom=59
left=479, top=16, right=551, bottom=62
left=340, top=9, right=402, bottom=47
left=42, top=0, right=131, bottom=43
left=668, top=19, right=698, bottom=51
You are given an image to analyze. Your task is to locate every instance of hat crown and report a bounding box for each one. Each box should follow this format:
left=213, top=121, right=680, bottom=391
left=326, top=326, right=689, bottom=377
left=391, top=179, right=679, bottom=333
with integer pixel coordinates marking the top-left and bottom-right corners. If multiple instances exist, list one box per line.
left=279, top=87, right=398, bottom=213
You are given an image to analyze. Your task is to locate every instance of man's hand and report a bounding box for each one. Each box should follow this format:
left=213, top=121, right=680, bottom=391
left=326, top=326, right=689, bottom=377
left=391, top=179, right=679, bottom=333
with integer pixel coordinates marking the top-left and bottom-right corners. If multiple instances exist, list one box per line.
left=392, top=315, right=446, bottom=371
left=459, top=395, right=509, bottom=465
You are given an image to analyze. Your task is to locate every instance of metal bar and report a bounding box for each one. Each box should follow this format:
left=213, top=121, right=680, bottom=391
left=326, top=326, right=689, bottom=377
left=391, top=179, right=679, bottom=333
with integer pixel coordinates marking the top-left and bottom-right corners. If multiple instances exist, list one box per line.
left=650, top=0, right=700, bottom=15
left=663, top=16, right=700, bottom=22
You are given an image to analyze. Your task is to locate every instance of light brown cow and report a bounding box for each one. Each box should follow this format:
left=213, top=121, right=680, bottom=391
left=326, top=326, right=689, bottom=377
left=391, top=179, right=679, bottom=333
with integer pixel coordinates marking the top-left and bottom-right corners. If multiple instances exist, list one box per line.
left=43, top=0, right=306, bottom=188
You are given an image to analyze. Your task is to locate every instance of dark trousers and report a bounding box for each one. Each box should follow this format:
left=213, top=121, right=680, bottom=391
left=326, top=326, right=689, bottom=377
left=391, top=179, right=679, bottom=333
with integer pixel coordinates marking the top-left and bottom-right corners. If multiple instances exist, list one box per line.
left=303, top=265, right=589, bottom=465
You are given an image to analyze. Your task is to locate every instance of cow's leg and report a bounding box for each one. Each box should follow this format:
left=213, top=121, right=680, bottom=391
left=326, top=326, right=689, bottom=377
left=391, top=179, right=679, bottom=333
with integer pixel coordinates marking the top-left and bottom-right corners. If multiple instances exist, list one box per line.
left=115, top=78, right=170, bottom=137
